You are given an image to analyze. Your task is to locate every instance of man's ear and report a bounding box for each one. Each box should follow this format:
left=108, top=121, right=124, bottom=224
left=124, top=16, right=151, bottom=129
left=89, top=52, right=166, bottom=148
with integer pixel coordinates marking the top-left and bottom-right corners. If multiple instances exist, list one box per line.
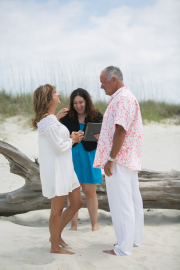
left=112, top=76, right=117, bottom=83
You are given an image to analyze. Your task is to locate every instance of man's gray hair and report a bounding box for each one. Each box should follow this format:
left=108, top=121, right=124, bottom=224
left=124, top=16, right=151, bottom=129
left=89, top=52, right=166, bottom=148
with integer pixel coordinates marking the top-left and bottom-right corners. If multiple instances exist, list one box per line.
left=102, top=66, right=123, bottom=82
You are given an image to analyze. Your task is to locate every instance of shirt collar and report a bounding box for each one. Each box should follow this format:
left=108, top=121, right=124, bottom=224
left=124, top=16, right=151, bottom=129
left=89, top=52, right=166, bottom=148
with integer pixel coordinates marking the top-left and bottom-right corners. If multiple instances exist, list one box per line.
left=110, top=86, right=127, bottom=101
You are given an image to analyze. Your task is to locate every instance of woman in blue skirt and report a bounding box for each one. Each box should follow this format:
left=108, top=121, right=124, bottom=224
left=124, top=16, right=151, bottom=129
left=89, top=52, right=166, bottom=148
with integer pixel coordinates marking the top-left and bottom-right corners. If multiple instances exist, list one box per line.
left=58, top=88, right=103, bottom=231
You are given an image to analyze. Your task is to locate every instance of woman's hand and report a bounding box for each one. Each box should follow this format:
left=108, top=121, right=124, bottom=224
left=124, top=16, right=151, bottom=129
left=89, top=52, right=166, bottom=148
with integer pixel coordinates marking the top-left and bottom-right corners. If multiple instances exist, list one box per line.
left=70, top=131, right=84, bottom=144
left=56, top=108, right=69, bottom=120
left=94, top=134, right=100, bottom=140
left=77, top=130, right=84, bottom=142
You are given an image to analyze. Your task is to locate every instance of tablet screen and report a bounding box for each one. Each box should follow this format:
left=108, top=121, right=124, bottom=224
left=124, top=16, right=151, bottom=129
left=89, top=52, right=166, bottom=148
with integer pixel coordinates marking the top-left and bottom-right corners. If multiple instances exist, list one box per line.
left=83, top=123, right=102, bottom=141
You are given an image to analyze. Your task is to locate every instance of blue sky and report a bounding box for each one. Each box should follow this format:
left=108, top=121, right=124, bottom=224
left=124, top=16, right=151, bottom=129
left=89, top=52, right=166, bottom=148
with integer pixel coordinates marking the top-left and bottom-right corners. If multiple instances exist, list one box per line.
left=0, top=0, right=179, bottom=103
left=35, top=0, right=158, bottom=11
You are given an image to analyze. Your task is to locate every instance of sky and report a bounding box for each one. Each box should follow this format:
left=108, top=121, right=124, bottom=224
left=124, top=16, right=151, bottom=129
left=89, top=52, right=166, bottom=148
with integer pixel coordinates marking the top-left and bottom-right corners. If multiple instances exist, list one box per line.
left=0, top=0, right=180, bottom=103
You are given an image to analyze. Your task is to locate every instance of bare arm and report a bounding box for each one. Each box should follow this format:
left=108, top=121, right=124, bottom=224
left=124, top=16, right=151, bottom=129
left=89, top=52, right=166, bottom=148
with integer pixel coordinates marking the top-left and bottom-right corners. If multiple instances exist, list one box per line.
left=56, top=108, right=69, bottom=120
left=104, top=124, right=126, bottom=177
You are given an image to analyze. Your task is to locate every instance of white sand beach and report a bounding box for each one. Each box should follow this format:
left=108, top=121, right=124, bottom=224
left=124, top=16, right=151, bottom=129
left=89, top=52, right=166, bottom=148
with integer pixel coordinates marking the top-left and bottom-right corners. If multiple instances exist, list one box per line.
left=0, top=116, right=180, bottom=270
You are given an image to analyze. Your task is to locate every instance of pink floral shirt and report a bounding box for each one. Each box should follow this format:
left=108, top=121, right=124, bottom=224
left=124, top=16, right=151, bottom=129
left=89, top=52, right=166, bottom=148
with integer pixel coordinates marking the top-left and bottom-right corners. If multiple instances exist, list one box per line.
left=93, top=86, right=143, bottom=171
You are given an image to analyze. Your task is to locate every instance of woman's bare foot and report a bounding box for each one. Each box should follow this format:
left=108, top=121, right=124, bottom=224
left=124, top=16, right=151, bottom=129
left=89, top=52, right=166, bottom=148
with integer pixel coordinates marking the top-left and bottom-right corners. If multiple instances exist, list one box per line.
left=69, top=226, right=77, bottom=231
left=92, top=224, right=99, bottom=231
left=59, top=238, right=68, bottom=247
left=51, top=247, right=75, bottom=255
left=103, top=249, right=116, bottom=255
left=49, top=237, right=68, bottom=247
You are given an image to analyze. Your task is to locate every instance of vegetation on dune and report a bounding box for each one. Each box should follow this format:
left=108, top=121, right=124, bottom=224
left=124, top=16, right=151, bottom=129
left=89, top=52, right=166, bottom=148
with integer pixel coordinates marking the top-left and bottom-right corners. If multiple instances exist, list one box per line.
left=0, top=89, right=33, bottom=117
left=0, top=89, right=179, bottom=124
left=93, top=100, right=108, bottom=115
left=0, top=89, right=70, bottom=118
left=139, top=100, right=180, bottom=123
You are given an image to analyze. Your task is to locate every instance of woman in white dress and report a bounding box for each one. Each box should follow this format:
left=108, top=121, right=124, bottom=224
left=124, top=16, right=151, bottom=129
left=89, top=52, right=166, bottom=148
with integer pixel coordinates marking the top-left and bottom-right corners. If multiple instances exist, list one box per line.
left=32, top=84, right=83, bottom=255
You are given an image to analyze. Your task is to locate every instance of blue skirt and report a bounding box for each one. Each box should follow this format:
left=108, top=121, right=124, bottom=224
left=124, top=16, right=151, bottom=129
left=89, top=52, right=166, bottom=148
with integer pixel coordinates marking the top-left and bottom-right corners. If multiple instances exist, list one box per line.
left=72, top=123, right=102, bottom=184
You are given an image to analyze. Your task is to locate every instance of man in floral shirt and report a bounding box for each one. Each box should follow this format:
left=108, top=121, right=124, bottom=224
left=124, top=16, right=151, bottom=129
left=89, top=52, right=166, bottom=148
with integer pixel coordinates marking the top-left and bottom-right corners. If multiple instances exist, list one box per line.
left=94, top=66, right=144, bottom=256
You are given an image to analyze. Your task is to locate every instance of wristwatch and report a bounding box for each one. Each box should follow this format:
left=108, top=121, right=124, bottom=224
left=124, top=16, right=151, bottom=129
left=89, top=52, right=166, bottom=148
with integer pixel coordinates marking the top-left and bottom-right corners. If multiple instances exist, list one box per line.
left=108, top=156, right=115, bottom=162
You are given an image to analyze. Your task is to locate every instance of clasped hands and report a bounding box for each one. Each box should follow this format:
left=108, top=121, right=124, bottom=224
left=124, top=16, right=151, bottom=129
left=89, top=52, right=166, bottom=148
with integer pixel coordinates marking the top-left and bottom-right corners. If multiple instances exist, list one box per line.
left=70, top=130, right=84, bottom=144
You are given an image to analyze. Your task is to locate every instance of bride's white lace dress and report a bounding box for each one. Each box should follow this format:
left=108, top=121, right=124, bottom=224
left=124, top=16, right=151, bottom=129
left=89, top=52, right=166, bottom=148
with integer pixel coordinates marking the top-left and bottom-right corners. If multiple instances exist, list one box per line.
left=37, top=115, right=80, bottom=199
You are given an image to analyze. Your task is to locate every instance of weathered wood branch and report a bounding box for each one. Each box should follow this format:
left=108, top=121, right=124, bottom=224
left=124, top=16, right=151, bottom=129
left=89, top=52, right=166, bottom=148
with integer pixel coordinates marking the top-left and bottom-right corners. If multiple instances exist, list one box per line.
left=95, top=170, right=180, bottom=211
left=0, top=141, right=50, bottom=216
left=0, top=140, right=180, bottom=216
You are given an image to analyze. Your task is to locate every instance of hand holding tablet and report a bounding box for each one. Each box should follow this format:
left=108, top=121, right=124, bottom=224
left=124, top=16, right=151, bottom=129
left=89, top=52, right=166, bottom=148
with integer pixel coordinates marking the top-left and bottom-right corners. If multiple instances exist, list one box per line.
left=94, top=134, right=100, bottom=140
left=83, top=123, right=102, bottom=142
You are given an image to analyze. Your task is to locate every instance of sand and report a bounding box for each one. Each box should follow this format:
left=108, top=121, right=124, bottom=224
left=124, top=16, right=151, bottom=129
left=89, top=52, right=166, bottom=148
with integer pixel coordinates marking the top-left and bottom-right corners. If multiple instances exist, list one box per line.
left=0, top=116, right=180, bottom=270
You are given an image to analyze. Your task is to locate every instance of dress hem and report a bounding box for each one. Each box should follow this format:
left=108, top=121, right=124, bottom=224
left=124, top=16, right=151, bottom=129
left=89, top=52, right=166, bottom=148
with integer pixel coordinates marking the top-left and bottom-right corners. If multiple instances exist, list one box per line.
left=42, top=184, right=80, bottom=199
left=79, top=180, right=103, bottom=184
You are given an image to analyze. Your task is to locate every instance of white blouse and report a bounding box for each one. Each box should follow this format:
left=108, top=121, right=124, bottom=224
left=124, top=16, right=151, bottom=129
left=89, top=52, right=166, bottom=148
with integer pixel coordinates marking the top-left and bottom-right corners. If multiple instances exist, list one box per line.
left=37, top=115, right=80, bottom=199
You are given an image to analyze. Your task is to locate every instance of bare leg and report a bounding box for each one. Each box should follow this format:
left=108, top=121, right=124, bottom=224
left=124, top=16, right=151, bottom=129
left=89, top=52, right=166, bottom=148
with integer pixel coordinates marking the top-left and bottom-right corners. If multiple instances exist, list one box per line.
left=49, top=199, right=78, bottom=245
left=81, top=183, right=99, bottom=231
left=59, top=187, right=83, bottom=239
left=49, top=196, right=75, bottom=255
left=67, top=197, right=78, bottom=231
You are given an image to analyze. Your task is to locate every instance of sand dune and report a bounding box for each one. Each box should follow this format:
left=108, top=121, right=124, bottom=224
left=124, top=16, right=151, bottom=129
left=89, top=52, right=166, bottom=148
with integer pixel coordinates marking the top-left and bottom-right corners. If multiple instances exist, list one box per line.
left=0, top=116, right=180, bottom=270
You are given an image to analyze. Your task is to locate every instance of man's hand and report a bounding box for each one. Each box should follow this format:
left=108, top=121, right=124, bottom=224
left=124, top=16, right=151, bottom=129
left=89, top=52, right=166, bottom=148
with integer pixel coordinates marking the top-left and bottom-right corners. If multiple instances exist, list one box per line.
left=104, top=161, right=114, bottom=177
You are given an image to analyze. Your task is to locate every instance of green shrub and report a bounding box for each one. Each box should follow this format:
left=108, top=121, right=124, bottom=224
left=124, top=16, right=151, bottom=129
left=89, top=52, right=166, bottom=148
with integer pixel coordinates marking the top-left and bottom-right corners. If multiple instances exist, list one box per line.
left=0, top=89, right=179, bottom=124
left=140, top=100, right=180, bottom=122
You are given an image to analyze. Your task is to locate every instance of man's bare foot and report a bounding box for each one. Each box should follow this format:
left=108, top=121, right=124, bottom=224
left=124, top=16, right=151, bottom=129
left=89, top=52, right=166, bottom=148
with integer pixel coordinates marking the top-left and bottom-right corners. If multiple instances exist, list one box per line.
left=51, top=247, right=75, bottom=255
left=92, top=224, right=99, bottom=231
left=103, top=249, right=116, bottom=255
left=69, top=226, right=77, bottom=231
left=49, top=237, right=68, bottom=247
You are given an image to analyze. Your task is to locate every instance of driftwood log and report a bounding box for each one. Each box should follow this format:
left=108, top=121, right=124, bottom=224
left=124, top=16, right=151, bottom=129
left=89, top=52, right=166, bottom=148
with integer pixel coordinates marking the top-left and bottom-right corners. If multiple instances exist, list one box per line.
left=0, top=140, right=180, bottom=216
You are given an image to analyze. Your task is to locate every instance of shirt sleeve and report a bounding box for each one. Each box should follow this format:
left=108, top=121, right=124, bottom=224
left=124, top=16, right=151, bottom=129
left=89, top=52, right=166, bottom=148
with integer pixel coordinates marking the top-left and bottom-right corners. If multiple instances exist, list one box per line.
left=114, top=96, right=135, bottom=132
left=44, top=125, right=72, bottom=155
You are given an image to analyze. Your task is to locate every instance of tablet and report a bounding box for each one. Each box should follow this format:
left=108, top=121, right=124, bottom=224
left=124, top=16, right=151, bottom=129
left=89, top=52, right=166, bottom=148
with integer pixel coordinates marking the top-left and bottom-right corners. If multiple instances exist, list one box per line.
left=83, top=123, right=102, bottom=142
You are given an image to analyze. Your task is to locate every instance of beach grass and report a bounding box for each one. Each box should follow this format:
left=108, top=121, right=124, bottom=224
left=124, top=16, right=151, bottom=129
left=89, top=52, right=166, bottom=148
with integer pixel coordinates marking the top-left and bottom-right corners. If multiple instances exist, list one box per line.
left=0, top=89, right=179, bottom=124
left=139, top=100, right=180, bottom=123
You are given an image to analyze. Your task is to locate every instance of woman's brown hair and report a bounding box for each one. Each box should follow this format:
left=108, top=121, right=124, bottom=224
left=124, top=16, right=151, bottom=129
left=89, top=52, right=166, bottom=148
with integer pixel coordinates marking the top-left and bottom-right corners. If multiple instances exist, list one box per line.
left=32, top=84, right=56, bottom=129
left=68, top=88, right=99, bottom=122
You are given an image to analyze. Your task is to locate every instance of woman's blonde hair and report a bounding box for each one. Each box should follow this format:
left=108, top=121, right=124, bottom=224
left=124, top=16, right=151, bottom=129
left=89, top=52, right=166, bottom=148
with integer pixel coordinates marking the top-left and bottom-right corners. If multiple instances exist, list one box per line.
left=32, top=84, right=56, bottom=129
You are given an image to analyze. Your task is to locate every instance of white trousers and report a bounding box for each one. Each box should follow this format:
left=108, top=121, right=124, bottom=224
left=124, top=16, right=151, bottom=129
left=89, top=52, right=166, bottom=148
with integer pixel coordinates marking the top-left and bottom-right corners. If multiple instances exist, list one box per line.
left=105, top=163, right=144, bottom=256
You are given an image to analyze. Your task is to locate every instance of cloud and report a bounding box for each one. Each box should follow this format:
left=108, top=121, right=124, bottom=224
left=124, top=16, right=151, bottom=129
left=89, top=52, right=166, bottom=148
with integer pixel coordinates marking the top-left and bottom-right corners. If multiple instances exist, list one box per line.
left=0, top=0, right=179, bottom=102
